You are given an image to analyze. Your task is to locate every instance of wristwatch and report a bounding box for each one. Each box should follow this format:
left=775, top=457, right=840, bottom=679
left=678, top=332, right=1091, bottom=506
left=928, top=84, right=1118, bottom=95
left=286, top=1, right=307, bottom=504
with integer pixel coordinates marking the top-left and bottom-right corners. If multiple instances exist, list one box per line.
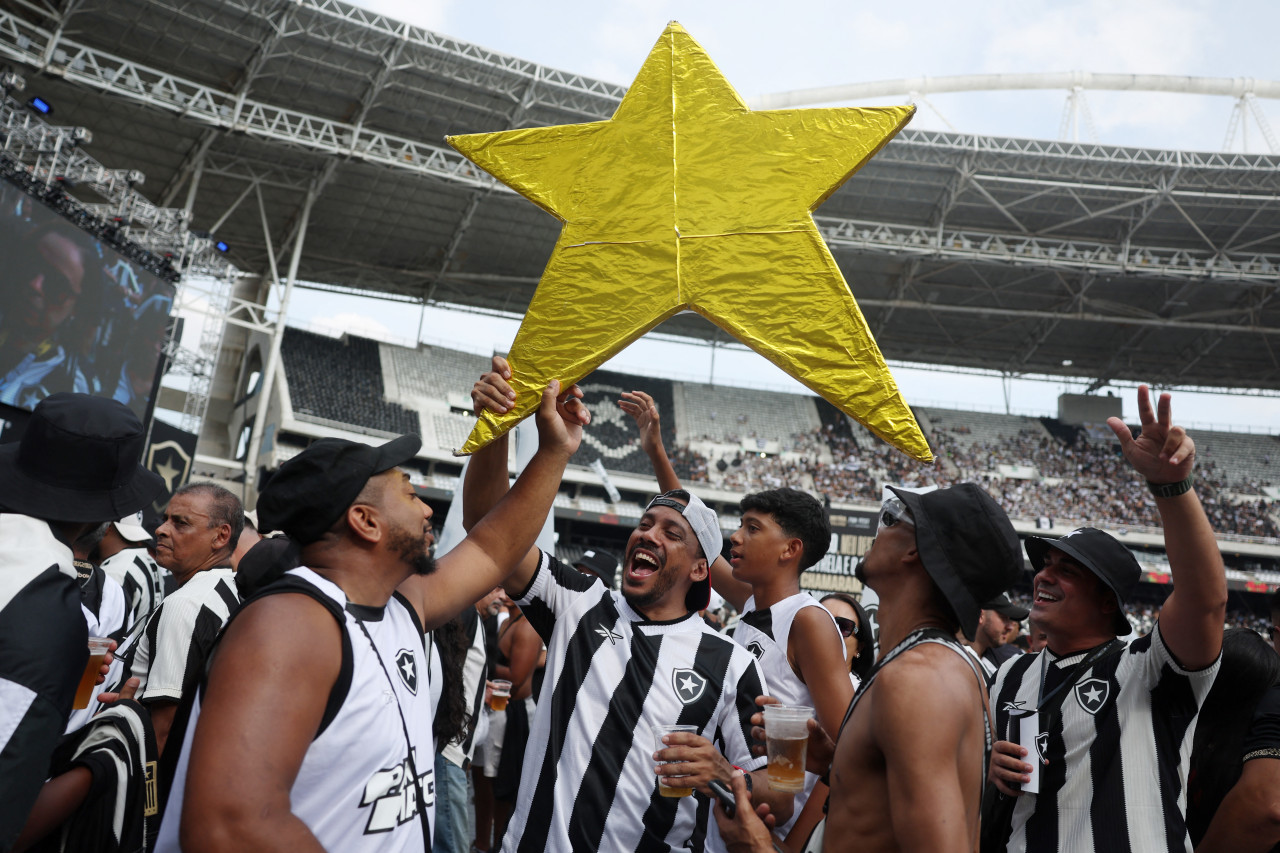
left=1147, top=472, right=1194, bottom=498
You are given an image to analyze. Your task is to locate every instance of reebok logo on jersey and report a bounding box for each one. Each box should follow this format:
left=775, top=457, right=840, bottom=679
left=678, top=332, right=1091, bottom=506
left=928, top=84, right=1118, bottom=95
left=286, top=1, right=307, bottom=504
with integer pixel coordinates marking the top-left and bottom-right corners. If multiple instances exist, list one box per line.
left=360, top=752, right=434, bottom=834
left=746, top=640, right=765, bottom=660
left=595, top=624, right=624, bottom=645
left=1074, top=677, right=1110, bottom=715
left=395, top=649, right=418, bottom=695
left=672, top=668, right=708, bottom=704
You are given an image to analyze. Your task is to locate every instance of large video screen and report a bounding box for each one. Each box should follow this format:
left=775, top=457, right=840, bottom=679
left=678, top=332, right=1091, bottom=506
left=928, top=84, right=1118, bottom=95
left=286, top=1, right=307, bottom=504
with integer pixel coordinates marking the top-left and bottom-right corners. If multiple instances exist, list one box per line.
left=0, top=178, right=175, bottom=419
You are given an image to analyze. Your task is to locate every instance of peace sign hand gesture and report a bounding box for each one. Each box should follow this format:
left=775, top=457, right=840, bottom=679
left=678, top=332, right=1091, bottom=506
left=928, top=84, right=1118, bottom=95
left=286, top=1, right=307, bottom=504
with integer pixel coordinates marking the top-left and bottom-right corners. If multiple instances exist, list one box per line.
left=1105, top=384, right=1195, bottom=487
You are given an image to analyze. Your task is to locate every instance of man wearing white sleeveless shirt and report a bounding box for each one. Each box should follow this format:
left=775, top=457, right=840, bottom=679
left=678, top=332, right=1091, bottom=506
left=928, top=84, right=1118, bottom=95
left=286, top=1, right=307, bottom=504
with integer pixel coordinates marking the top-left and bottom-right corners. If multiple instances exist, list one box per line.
left=157, top=380, right=586, bottom=853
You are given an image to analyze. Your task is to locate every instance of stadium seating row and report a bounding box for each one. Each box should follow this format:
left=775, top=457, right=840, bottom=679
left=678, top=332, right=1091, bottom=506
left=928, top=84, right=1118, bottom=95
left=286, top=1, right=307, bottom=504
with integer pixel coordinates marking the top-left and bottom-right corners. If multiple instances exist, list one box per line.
left=274, top=329, right=1279, bottom=542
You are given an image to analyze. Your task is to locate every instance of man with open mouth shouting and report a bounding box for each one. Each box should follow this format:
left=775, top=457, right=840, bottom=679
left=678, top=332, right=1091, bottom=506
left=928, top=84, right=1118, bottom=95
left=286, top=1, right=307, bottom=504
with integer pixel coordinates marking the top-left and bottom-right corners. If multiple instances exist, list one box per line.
left=466, top=356, right=792, bottom=853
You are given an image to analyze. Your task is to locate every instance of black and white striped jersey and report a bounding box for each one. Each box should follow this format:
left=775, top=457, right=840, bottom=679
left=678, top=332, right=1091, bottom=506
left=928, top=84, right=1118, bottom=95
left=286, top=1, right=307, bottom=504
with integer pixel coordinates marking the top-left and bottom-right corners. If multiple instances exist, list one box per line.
left=100, top=547, right=165, bottom=630
left=990, top=623, right=1219, bottom=853
left=504, top=551, right=768, bottom=853
left=132, top=567, right=239, bottom=705
left=64, top=566, right=128, bottom=732
left=442, top=606, right=487, bottom=768
left=0, top=514, right=88, bottom=849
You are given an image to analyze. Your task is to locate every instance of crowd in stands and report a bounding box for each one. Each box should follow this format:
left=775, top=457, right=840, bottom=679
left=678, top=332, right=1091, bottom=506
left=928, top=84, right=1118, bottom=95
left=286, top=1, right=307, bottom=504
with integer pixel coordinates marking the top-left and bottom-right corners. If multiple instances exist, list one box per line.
left=679, top=417, right=1278, bottom=541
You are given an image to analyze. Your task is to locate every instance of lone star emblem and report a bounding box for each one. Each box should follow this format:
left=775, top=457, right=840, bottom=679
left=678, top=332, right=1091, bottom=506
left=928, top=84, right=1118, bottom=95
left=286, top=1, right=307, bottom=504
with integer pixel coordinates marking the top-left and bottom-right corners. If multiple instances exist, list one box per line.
left=1074, top=677, right=1110, bottom=715
left=671, top=668, right=708, bottom=705
left=1034, top=732, right=1050, bottom=766
left=746, top=640, right=766, bottom=660
left=595, top=624, right=624, bottom=646
left=395, top=649, right=418, bottom=695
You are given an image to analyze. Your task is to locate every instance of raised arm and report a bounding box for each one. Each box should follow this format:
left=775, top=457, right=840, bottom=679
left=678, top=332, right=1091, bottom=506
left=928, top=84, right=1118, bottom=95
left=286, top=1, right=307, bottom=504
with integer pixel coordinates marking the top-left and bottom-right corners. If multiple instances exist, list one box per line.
left=410, top=372, right=587, bottom=629
left=619, top=390, right=681, bottom=492
left=621, top=390, right=751, bottom=610
left=1106, top=385, right=1225, bottom=670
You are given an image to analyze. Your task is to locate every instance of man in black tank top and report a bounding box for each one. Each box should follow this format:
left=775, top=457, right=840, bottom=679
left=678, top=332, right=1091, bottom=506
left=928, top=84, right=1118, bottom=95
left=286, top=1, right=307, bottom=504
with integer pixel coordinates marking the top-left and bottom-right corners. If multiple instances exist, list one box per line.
left=717, top=483, right=1023, bottom=853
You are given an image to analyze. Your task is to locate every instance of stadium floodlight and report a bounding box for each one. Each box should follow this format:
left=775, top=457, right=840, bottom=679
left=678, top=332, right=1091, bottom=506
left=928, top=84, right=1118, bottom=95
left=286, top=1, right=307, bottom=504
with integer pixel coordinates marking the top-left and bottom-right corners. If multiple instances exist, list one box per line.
left=27, top=96, right=52, bottom=115
left=215, top=240, right=229, bottom=253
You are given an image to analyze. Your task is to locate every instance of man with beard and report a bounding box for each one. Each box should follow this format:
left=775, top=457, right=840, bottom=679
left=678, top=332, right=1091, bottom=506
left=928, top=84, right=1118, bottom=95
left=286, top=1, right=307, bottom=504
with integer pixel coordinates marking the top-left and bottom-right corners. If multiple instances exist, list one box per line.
left=156, top=380, right=587, bottom=853
left=469, top=358, right=790, bottom=853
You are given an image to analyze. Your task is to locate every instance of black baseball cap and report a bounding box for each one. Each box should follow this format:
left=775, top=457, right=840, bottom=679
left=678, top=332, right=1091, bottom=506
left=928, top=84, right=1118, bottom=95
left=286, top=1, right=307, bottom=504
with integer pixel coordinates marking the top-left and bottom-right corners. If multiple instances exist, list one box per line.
left=887, top=484, right=1023, bottom=641
left=257, top=434, right=422, bottom=546
left=1024, top=527, right=1139, bottom=636
left=574, top=549, right=618, bottom=589
left=984, top=593, right=1030, bottom=622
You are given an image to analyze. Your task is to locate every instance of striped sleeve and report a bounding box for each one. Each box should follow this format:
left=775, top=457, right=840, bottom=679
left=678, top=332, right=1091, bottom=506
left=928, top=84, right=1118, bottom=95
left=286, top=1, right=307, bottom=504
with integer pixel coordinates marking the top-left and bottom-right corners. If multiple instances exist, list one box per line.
left=722, top=649, right=768, bottom=772
left=0, top=565, right=88, bottom=848
left=517, top=550, right=598, bottom=643
left=138, top=578, right=238, bottom=703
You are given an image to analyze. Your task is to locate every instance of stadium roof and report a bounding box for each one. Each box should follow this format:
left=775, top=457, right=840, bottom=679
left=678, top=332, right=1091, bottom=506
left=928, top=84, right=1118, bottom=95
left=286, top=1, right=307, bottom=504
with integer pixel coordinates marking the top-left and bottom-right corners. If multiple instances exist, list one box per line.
left=4, top=0, right=1280, bottom=394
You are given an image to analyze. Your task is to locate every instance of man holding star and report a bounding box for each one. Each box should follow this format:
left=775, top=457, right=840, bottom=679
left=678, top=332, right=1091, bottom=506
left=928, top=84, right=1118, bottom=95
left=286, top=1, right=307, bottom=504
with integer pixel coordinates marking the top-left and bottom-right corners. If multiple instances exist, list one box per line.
left=467, top=357, right=791, bottom=853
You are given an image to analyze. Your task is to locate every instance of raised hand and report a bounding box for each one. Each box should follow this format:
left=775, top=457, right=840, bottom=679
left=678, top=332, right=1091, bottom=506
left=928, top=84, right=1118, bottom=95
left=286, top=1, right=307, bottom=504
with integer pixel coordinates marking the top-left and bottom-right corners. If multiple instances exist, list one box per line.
left=1105, top=384, right=1195, bottom=485
left=619, top=390, right=662, bottom=457
left=535, top=379, right=589, bottom=458
left=472, top=355, right=516, bottom=415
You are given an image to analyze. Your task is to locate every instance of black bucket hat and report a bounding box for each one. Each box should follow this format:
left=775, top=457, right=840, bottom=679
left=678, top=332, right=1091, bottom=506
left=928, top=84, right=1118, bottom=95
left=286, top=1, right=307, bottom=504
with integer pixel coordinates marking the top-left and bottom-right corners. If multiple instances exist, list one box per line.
left=887, top=484, right=1023, bottom=641
left=257, top=434, right=421, bottom=546
left=1024, top=527, right=1139, bottom=636
left=0, top=393, right=164, bottom=523
left=574, top=549, right=618, bottom=589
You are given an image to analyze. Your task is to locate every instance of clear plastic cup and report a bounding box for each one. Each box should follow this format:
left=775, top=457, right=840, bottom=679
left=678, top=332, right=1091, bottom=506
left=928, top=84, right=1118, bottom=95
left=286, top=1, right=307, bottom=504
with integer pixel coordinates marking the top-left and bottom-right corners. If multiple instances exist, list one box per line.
left=653, top=724, right=699, bottom=797
left=73, top=637, right=111, bottom=710
left=489, top=679, right=511, bottom=712
left=762, top=704, right=813, bottom=793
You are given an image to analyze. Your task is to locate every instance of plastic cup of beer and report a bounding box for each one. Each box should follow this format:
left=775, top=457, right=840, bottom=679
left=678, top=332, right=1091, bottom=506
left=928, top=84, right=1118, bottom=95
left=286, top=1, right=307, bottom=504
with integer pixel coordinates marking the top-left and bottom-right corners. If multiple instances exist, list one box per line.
left=653, top=724, right=699, bottom=797
left=763, top=704, right=813, bottom=793
left=489, top=680, right=511, bottom=712
left=73, top=637, right=112, bottom=710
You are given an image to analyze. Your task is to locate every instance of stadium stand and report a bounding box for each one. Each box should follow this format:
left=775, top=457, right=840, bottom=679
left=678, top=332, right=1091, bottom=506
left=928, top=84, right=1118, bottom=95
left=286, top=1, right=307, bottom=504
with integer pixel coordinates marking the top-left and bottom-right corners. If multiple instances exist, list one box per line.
left=676, top=381, right=822, bottom=445
left=573, top=369, right=681, bottom=477
left=275, top=330, right=1278, bottom=543
left=281, top=328, right=420, bottom=436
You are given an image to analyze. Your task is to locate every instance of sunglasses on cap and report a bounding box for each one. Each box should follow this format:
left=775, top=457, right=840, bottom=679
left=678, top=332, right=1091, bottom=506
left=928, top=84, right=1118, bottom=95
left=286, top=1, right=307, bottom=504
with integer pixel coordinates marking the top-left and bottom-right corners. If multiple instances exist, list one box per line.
left=833, top=615, right=858, bottom=638
left=877, top=496, right=915, bottom=534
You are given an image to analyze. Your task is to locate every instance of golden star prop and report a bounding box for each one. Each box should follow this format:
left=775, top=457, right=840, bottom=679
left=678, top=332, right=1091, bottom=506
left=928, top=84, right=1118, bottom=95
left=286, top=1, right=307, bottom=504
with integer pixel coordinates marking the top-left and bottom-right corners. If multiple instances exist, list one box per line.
left=448, top=22, right=932, bottom=462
